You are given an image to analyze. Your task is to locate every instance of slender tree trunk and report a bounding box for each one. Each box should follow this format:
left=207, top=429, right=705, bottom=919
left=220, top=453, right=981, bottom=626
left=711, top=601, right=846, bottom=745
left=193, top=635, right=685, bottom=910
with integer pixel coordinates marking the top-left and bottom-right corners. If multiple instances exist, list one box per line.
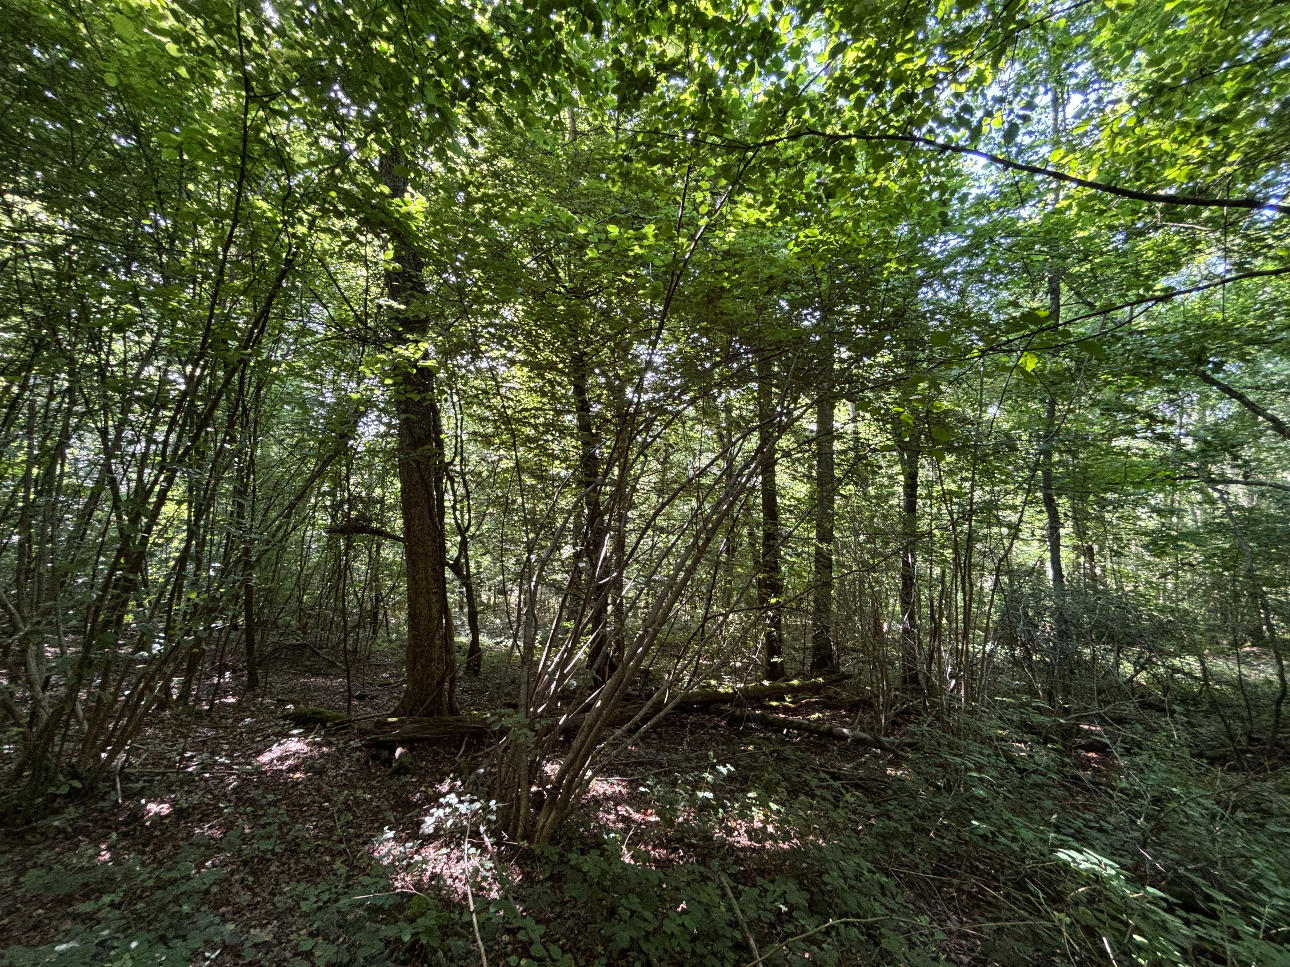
left=757, top=352, right=785, bottom=681
left=897, top=417, right=922, bottom=691
left=571, top=348, right=612, bottom=683
left=1070, top=496, right=1097, bottom=589
left=1041, top=275, right=1068, bottom=698
left=381, top=148, right=458, bottom=718
left=1040, top=395, right=1067, bottom=697
left=457, top=532, right=484, bottom=676
left=239, top=484, right=259, bottom=694
left=237, top=374, right=261, bottom=694
left=1042, top=63, right=1071, bottom=702
left=810, top=334, right=837, bottom=675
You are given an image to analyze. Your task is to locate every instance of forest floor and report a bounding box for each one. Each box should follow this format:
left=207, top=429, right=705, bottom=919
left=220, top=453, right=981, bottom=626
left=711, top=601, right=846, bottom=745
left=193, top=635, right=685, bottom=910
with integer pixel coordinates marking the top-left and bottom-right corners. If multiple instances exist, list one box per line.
left=3, top=648, right=1289, bottom=967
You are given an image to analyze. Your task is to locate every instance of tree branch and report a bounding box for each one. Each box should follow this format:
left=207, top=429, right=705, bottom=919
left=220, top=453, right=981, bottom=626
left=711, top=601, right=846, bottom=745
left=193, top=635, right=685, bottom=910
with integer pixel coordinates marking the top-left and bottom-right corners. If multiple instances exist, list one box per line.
left=326, top=520, right=405, bottom=543
left=679, top=127, right=1290, bottom=216
left=1196, top=369, right=1290, bottom=440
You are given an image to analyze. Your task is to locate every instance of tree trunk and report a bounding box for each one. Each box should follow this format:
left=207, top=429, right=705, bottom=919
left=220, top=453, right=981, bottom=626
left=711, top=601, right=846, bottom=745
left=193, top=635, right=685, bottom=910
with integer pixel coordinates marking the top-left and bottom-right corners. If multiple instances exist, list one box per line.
left=1069, top=496, right=1097, bottom=589
left=1043, top=66, right=1070, bottom=702
left=382, top=148, right=458, bottom=718
left=810, top=334, right=837, bottom=675
left=237, top=373, right=260, bottom=694
left=1041, top=273, right=1068, bottom=698
left=458, top=533, right=484, bottom=676
left=757, top=352, right=785, bottom=681
left=571, top=348, right=612, bottom=683
left=897, top=417, right=921, bottom=691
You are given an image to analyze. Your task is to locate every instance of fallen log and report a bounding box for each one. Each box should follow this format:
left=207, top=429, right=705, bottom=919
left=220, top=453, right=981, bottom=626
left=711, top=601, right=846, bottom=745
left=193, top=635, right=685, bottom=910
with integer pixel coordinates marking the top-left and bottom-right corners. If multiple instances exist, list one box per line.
left=673, top=677, right=842, bottom=709
left=362, top=714, right=498, bottom=747
left=284, top=706, right=352, bottom=728
left=540, top=677, right=844, bottom=739
left=722, top=707, right=899, bottom=751
left=358, top=677, right=847, bottom=747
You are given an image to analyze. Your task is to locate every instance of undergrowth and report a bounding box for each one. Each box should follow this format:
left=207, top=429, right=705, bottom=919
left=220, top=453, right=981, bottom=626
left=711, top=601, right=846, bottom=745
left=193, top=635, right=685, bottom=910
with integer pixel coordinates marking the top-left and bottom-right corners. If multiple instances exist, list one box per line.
left=5, top=695, right=1288, bottom=966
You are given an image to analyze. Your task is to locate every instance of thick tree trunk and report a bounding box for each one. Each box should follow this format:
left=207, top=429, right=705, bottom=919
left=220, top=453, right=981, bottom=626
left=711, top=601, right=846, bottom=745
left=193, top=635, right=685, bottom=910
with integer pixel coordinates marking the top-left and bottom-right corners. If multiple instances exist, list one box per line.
left=811, top=336, right=837, bottom=675
left=381, top=148, right=458, bottom=718
left=757, top=352, right=785, bottom=681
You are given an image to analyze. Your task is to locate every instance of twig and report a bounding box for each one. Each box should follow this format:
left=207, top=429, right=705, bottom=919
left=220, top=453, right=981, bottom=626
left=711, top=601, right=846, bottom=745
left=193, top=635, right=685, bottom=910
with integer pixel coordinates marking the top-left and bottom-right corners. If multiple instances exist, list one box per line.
left=742, top=916, right=933, bottom=967
left=464, top=818, right=488, bottom=967
left=719, top=872, right=760, bottom=964
left=331, top=803, right=355, bottom=862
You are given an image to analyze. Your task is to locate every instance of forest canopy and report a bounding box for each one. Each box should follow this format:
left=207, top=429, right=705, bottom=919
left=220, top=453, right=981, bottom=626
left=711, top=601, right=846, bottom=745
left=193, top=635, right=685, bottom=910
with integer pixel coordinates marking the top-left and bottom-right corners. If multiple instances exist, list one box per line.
left=2, top=0, right=1289, bottom=964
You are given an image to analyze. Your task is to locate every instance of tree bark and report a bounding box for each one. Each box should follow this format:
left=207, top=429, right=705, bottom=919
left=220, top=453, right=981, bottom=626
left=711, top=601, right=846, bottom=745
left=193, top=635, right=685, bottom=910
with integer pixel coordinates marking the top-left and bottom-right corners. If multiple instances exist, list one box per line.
left=811, top=334, right=837, bottom=675
left=1195, top=368, right=1290, bottom=440
left=1041, top=273, right=1068, bottom=698
left=381, top=148, right=458, bottom=718
left=457, top=532, right=484, bottom=676
left=363, top=678, right=843, bottom=746
left=236, top=372, right=261, bottom=694
left=571, top=348, right=612, bottom=683
left=897, top=417, right=921, bottom=690
left=757, top=351, right=786, bottom=681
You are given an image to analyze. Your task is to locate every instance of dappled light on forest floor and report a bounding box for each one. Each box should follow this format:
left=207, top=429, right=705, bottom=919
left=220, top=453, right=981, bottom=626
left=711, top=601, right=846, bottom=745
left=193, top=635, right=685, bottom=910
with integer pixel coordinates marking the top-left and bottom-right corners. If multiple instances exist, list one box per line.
left=3, top=657, right=1290, bottom=965
left=255, top=737, right=322, bottom=773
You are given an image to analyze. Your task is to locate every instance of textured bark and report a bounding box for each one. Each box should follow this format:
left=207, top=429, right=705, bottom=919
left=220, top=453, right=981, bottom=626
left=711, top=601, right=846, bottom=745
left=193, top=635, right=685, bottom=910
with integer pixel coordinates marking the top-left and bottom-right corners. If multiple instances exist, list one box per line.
left=381, top=148, right=458, bottom=718
left=236, top=376, right=260, bottom=694
left=1043, top=80, right=1071, bottom=700
left=672, top=677, right=839, bottom=707
left=364, top=714, right=496, bottom=747
left=1041, top=394, right=1066, bottom=595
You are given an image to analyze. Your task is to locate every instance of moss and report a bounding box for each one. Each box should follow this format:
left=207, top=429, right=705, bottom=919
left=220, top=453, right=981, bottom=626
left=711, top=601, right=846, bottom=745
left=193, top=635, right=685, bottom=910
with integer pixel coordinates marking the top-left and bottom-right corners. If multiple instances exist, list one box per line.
left=284, top=706, right=351, bottom=728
